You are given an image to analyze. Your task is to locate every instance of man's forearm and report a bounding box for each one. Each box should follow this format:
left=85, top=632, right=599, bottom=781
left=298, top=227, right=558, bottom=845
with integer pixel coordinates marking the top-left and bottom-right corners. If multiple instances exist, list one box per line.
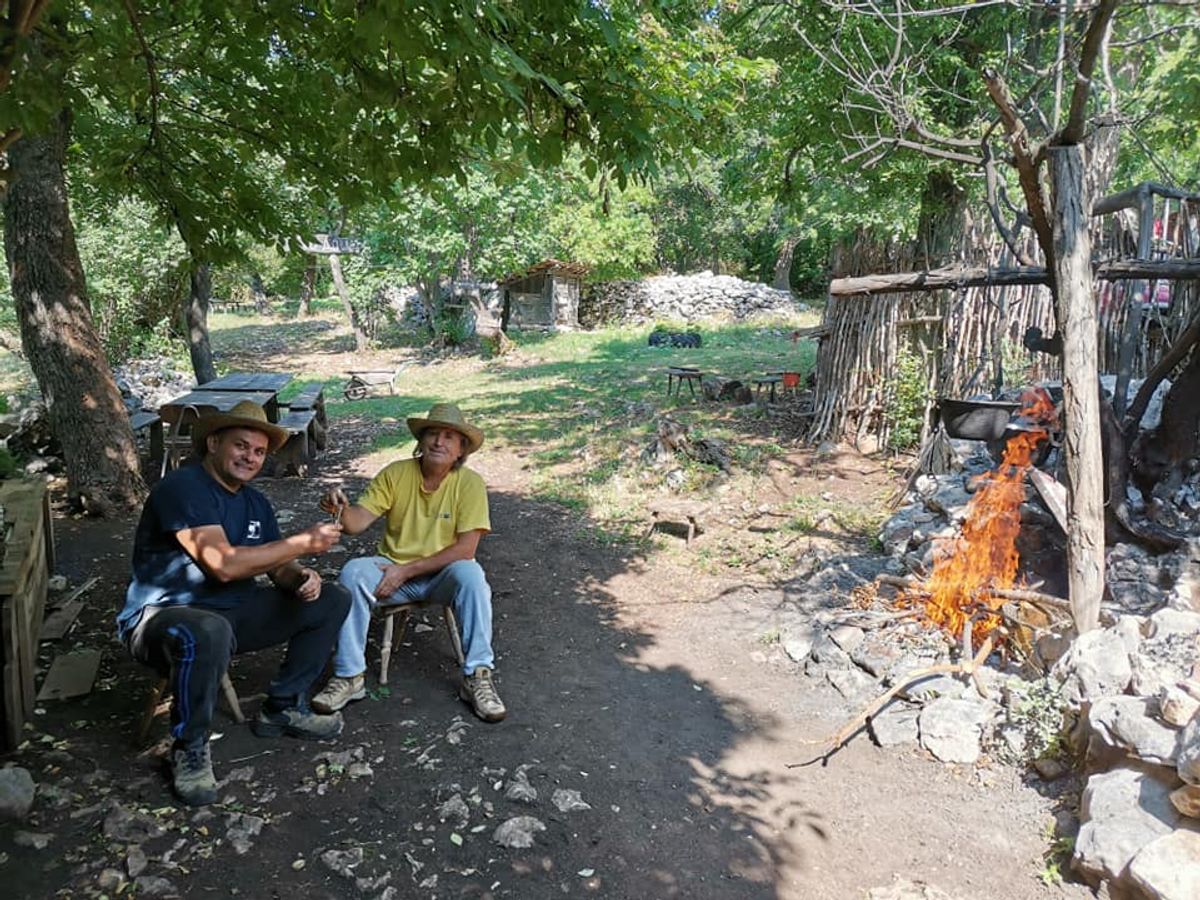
left=198, top=534, right=318, bottom=582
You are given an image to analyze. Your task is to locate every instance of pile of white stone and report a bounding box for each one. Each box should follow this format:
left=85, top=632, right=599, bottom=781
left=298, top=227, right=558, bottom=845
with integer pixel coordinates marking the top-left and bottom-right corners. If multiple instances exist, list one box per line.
left=582, top=271, right=803, bottom=326
left=113, top=357, right=195, bottom=414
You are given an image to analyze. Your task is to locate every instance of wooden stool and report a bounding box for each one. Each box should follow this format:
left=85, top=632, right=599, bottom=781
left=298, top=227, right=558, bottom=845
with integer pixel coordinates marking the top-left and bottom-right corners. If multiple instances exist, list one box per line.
left=666, top=367, right=703, bottom=399
left=137, top=671, right=244, bottom=744
left=377, top=604, right=466, bottom=685
left=752, top=374, right=782, bottom=402
left=645, top=499, right=709, bottom=546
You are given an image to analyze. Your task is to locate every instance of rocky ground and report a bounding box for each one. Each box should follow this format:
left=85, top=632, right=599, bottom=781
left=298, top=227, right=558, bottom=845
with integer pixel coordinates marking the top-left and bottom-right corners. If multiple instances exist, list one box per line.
left=0, top=407, right=1101, bottom=899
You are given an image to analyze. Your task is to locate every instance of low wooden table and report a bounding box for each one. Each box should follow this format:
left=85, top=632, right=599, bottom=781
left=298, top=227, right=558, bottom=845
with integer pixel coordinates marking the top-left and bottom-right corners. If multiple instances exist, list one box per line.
left=159, top=389, right=279, bottom=425
left=752, top=374, right=782, bottom=402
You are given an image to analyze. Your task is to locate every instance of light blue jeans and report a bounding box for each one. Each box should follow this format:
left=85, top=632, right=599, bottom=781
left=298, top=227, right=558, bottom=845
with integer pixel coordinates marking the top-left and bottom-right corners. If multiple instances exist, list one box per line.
left=333, top=556, right=494, bottom=678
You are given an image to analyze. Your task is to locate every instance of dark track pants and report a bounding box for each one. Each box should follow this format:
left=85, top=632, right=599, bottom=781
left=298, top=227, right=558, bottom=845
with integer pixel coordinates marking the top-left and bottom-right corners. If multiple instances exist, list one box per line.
left=127, top=583, right=351, bottom=745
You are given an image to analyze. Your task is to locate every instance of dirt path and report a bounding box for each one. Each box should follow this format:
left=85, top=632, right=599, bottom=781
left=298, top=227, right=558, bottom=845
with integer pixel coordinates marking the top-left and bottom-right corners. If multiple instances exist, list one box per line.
left=4, top=417, right=1090, bottom=898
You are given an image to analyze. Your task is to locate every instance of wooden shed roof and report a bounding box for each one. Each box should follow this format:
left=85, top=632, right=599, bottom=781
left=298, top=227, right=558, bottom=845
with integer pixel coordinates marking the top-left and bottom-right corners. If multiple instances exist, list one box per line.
left=498, top=258, right=589, bottom=286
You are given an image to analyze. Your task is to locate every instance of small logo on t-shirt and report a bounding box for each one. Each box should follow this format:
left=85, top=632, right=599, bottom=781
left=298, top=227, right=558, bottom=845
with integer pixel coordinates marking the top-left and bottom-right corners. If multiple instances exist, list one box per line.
left=248, top=520, right=262, bottom=540
left=439, top=512, right=451, bottom=520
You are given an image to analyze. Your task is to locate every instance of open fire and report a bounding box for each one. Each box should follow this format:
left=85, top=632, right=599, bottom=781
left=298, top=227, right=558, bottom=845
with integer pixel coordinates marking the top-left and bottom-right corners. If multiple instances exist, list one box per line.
left=907, top=388, right=1059, bottom=643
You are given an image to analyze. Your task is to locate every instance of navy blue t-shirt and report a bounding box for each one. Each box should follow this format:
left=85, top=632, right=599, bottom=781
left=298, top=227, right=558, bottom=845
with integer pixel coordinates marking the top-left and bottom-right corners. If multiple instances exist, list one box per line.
left=117, top=463, right=282, bottom=640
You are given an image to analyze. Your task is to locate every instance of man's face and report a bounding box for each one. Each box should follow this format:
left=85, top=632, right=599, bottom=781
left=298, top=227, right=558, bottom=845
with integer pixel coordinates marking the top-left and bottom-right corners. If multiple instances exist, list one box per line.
left=206, top=427, right=270, bottom=486
left=419, top=427, right=466, bottom=469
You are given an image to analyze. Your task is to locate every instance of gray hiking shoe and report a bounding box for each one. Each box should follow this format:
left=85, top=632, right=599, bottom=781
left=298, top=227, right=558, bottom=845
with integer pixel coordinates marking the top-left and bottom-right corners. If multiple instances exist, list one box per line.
left=459, top=667, right=507, bottom=722
left=171, top=740, right=217, bottom=806
left=311, top=673, right=367, bottom=713
left=252, top=702, right=343, bottom=740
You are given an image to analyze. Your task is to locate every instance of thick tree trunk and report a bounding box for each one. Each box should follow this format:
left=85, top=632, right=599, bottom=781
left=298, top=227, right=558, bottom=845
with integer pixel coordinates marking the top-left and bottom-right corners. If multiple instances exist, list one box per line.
left=773, top=235, right=799, bottom=292
left=1050, top=144, right=1103, bottom=634
left=328, top=253, right=367, bottom=351
left=298, top=256, right=316, bottom=316
left=2, top=114, right=146, bottom=515
left=183, top=256, right=217, bottom=385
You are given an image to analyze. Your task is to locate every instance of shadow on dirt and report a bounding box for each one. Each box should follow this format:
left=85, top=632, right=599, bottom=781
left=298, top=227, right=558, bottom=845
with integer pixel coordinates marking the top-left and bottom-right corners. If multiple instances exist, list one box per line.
left=4, top=442, right=822, bottom=899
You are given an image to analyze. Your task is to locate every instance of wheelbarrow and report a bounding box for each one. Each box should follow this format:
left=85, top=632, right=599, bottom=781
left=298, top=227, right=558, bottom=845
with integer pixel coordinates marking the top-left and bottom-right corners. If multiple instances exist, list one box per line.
left=343, top=365, right=406, bottom=400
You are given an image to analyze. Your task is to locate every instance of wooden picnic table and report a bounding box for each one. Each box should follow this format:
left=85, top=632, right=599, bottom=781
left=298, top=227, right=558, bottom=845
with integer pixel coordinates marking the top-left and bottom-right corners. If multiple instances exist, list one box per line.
left=197, top=372, right=293, bottom=393
left=159, top=389, right=280, bottom=425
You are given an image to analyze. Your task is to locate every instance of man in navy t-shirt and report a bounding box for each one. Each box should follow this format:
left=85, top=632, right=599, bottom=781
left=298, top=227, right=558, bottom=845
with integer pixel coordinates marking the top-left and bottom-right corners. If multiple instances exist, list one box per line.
left=118, top=401, right=349, bottom=806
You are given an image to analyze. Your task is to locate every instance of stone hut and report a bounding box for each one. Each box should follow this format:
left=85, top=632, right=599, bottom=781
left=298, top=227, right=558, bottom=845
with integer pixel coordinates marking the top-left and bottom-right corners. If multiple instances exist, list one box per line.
left=498, top=259, right=587, bottom=331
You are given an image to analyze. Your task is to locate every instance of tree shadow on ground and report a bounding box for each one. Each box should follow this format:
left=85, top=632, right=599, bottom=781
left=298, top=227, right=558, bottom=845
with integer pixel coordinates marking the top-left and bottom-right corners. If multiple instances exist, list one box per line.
left=4, top=438, right=822, bottom=900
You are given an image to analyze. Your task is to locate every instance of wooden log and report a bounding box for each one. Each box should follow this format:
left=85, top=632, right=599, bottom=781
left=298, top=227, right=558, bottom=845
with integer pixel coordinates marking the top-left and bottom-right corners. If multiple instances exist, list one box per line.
left=829, top=259, right=1200, bottom=297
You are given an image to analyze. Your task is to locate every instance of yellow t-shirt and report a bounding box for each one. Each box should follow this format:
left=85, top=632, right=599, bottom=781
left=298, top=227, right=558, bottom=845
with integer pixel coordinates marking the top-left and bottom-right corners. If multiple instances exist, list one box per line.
left=358, top=458, right=490, bottom=564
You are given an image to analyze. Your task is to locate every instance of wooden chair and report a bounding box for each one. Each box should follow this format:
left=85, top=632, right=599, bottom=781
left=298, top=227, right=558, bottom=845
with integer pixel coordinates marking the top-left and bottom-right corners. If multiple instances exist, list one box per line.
left=161, top=404, right=202, bottom=478
left=376, top=603, right=466, bottom=685
left=137, top=670, right=244, bottom=744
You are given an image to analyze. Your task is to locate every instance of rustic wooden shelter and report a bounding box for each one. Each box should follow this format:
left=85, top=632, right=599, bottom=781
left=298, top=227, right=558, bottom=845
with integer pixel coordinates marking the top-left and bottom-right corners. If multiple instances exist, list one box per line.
left=498, top=259, right=587, bottom=331
left=806, top=183, right=1200, bottom=448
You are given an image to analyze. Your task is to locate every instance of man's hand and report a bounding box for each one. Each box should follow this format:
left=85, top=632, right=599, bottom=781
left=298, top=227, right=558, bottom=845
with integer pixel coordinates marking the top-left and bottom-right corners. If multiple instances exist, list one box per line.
left=374, top=562, right=411, bottom=600
left=302, top=521, right=342, bottom=554
left=319, top=487, right=350, bottom=518
left=294, top=566, right=322, bottom=602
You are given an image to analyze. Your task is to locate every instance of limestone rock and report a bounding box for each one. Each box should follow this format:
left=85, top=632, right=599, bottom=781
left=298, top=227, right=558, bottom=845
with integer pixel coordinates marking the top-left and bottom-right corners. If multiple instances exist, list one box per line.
left=1160, top=683, right=1200, bottom=727
left=869, top=703, right=920, bottom=747
left=1128, top=829, right=1200, bottom=900
left=0, top=767, right=36, bottom=822
left=1088, top=696, right=1184, bottom=766
left=492, top=816, right=546, bottom=849
left=551, top=789, right=591, bottom=813
left=1053, top=628, right=1133, bottom=706
left=103, top=804, right=166, bottom=843
left=826, top=667, right=877, bottom=701
left=1148, top=608, right=1200, bottom=640
left=918, top=697, right=993, bottom=764
left=1171, top=784, right=1200, bottom=818
left=1074, top=763, right=1183, bottom=887
left=1178, top=715, right=1200, bottom=785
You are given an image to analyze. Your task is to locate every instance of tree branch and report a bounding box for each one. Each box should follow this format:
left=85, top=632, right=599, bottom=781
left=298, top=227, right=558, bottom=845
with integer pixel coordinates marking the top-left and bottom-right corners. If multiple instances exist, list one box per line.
left=1059, top=0, right=1120, bottom=145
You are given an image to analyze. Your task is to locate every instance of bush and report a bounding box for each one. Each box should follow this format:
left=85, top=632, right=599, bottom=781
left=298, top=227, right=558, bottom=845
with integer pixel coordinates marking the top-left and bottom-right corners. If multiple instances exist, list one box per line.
left=883, top=348, right=930, bottom=452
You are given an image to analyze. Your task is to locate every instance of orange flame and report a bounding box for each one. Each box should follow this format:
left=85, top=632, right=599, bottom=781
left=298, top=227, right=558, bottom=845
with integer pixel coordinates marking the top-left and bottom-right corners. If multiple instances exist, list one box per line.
left=915, top=389, right=1057, bottom=643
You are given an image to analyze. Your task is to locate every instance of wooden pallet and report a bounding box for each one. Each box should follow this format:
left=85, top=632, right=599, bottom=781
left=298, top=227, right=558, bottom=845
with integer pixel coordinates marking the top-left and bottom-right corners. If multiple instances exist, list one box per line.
left=0, top=480, right=53, bottom=749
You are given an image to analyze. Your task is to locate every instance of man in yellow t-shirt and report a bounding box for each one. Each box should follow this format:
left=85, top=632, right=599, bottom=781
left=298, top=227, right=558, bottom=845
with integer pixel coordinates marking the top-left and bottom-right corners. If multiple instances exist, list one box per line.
left=311, top=403, right=505, bottom=722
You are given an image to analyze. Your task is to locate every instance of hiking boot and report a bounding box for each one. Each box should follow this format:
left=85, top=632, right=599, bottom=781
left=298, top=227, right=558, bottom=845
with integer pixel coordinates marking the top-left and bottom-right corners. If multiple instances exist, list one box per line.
left=311, top=673, right=367, bottom=713
left=171, top=740, right=217, bottom=806
left=252, top=701, right=344, bottom=740
left=459, top=668, right=506, bottom=722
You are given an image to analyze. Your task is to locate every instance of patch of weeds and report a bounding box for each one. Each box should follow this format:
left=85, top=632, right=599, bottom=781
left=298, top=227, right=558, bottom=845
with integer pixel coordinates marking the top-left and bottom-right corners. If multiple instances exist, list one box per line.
left=367, top=685, right=392, bottom=701
left=786, top=511, right=818, bottom=533
left=1004, top=677, right=1069, bottom=763
left=534, top=482, right=587, bottom=512
left=883, top=347, right=930, bottom=452
left=758, top=627, right=782, bottom=645
left=834, top=506, right=887, bottom=539
left=1038, top=827, right=1075, bottom=886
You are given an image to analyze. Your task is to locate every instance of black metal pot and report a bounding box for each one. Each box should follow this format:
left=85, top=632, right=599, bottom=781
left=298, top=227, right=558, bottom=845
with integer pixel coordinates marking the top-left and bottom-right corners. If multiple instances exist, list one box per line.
left=937, top=398, right=1020, bottom=442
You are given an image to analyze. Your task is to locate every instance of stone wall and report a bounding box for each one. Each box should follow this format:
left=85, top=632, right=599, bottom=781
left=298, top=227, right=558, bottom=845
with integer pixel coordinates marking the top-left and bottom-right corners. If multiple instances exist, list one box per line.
left=580, top=271, right=805, bottom=328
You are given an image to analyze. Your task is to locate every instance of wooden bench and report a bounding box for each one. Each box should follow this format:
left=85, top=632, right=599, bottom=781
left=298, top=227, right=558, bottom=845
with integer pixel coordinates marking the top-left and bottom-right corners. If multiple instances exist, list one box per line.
left=287, top=385, right=328, bottom=452
left=129, top=410, right=164, bottom=471
left=645, top=499, right=709, bottom=546
left=273, top=408, right=319, bottom=475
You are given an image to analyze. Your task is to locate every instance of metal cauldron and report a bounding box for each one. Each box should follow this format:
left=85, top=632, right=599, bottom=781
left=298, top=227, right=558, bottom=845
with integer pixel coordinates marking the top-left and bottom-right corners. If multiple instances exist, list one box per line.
left=937, top=398, right=1021, bottom=442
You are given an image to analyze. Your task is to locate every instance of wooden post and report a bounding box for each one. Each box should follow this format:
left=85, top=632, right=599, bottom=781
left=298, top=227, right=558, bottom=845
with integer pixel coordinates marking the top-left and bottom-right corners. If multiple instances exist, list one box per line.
left=1051, top=144, right=1104, bottom=634
left=1112, top=185, right=1155, bottom=417
left=328, top=253, right=368, bottom=352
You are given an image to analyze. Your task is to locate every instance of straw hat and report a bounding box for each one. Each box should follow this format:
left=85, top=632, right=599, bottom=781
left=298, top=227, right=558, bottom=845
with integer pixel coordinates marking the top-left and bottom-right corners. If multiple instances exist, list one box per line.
left=406, top=403, right=484, bottom=455
left=191, top=400, right=289, bottom=453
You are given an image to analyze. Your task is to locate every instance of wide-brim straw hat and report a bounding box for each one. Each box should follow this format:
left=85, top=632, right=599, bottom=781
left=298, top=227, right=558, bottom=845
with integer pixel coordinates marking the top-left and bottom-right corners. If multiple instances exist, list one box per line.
left=406, top=403, right=484, bottom=456
left=191, top=400, right=290, bottom=453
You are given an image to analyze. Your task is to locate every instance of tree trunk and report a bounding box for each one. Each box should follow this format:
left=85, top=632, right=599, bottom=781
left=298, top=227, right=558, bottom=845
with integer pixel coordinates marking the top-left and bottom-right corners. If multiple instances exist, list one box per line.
left=1, top=113, right=146, bottom=515
left=328, top=253, right=367, bottom=351
left=1050, top=144, right=1103, bottom=634
left=298, top=256, right=316, bottom=317
left=183, top=255, right=217, bottom=385
left=773, top=235, right=799, bottom=292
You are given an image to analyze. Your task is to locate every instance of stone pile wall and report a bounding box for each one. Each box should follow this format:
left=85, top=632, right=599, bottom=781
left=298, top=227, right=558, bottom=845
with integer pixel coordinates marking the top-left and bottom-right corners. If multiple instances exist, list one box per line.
left=581, top=271, right=804, bottom=328
left=872, top=439, right=1200, bottom=900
